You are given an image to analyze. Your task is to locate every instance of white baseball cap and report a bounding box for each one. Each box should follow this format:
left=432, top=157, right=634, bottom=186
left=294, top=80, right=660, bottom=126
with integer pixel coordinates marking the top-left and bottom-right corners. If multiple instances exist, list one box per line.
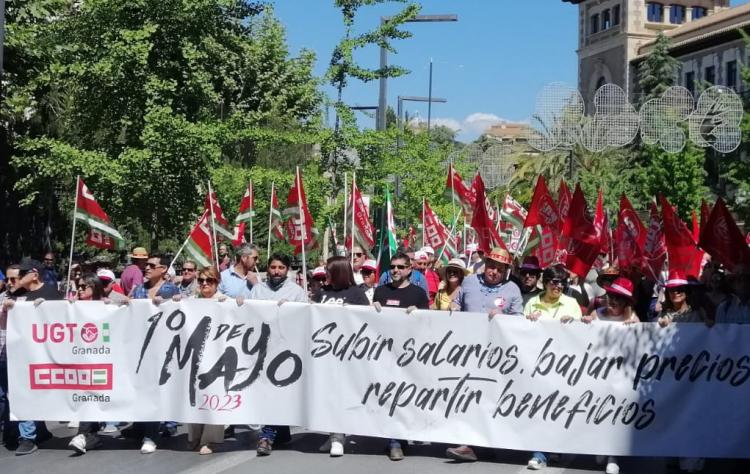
left=414, top=251, right=429, bottom=262
left=420, top=246, right=435, bottom=255
left=96, top=269, right=116, bottom=283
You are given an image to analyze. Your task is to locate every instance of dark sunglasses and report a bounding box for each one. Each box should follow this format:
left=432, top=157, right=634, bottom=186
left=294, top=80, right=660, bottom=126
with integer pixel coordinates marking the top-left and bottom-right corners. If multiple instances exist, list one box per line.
left=43, top=258, right=54, bottom=262
left=77, top=284, right=88, bottom=291
left=390, top=264, right=408, bottom=270
left=667, top=286, right=688, bottom=293
left=197, top=277, right=217, bottom=285
left=521, top=270, right=540, bottom=277
left=182, top=268, right=196, bottom=273
left=544, top=278, right=566, bottom=287
left=7, top=277, right=18, bottom=283
left=354, top=253, right=364, bottom=258
left=361, top=269, right=375, bottom=276
left=146, top=263, right=164, bottom=269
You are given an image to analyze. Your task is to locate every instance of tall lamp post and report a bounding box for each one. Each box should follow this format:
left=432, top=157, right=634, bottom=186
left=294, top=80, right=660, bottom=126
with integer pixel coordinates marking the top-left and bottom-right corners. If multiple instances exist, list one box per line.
left=376, top=14, right=457, bottom=131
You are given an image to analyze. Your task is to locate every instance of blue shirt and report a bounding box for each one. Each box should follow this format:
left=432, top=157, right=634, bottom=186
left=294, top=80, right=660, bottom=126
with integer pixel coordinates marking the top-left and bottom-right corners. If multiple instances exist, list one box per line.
left=459, top=274, right=523, bottom=316
left=131, top=281, right=180, bottom=300
left=378, top=269, right=429, bottom=296
left=218, top=267, right=254, bottom=298
left=41, top=268, right=58, bottom=286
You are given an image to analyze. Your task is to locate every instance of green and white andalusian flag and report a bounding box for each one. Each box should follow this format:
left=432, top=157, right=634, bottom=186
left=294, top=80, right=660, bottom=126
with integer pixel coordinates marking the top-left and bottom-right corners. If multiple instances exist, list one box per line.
left=75, top=178, right=124, bottom=250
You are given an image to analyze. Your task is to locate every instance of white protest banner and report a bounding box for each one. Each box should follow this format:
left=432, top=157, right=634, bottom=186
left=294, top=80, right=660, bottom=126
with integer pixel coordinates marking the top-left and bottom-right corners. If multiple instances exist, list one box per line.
left=7, top=300, right=750, bottom=458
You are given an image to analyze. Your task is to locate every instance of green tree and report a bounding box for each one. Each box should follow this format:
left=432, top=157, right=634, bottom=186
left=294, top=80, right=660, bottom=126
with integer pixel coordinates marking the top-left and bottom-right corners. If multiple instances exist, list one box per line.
left=4, top=1, right=323, bottom=255
left=323, top=0, right=420, bottom=184
left=637, top=32, right=679, bottom=105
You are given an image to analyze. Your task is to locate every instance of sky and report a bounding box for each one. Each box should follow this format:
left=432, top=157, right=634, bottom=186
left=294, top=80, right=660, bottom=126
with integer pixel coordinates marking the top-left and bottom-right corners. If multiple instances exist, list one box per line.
left=272, top=0, right=750, bottom=142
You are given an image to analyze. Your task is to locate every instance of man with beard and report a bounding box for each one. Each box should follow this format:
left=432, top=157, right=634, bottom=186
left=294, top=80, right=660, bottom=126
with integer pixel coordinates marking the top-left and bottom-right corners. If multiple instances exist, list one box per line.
left=248, top=253, right=307, bottom=456
left=219, top=245, right=259, bottom=298
left=372, top=252, right=429, bottom=461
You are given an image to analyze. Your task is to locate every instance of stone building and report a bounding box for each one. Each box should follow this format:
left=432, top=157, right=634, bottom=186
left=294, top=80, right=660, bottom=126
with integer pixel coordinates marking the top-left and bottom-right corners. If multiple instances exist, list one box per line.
left=563, top=0, right=748, bottom=108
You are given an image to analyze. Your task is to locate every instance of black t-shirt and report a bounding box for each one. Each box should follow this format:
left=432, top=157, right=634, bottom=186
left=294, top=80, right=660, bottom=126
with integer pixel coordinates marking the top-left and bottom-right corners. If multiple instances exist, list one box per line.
left=373, top=283, right=429, bottom=309
left=11, top=283, right=63, bottom=301
left=313, top=285, right=370, bottom=306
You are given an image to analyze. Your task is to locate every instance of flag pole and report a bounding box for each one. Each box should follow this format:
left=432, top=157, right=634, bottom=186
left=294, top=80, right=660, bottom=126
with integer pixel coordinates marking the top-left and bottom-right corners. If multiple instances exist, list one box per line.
left=296, top=167, right=309, bottom=300
left=342, top=172, right=348, bottom=255
left=65, top=175, right=81, bottom=297
left=267, top=181, right=275, bottom=262
left=169, top=233, right=192, bottom=270
left=450, top=161, right=458, bottom=223
left=207, top=181, right=220, bottom=269
left=350, top=171, right=357, bottom=268
left=421, top=197, right=426, bottom=248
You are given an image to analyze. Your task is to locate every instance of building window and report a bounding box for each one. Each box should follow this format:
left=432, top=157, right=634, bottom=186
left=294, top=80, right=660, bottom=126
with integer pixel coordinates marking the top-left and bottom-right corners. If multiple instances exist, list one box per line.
left=705, top=65, right=716, bottom=84
left=692, top=7, right=707, bottom=20
left=670, top=5, right=686, bottom=24
left=647, top=3, right=664, bottom=22
left=685, top=71, right=695, bottom=96
left=602, top=9, right=611, bottom=29
left=591, top=14, right=600, bottom=34
left=613, top=5, right=621, bottom=25
left=727, top=60, right=738, bottom=90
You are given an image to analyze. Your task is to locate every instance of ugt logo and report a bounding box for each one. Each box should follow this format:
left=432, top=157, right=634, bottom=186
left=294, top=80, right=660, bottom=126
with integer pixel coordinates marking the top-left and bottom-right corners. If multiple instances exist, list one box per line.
left=32, top=322, right=111, bottom=344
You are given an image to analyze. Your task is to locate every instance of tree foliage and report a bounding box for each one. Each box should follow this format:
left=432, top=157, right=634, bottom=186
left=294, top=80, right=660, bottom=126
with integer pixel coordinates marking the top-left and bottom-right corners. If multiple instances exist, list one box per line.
left=2, top=0, right=323, bottom=258
left=637, top=32, right=679, bottom=105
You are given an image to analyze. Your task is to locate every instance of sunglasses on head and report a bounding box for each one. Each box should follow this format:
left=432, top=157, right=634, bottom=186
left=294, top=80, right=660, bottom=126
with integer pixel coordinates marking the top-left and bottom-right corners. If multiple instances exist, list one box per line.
left=390, top=264, right=408, bottom=270
left=197, top=277, right=217, bottom=285
left=544, top=278, right=566, bottom=287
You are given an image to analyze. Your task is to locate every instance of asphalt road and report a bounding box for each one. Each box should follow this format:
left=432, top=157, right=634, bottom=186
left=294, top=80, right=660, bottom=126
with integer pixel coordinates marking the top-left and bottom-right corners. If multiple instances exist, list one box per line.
left=1, top=423, right=747, bottom=474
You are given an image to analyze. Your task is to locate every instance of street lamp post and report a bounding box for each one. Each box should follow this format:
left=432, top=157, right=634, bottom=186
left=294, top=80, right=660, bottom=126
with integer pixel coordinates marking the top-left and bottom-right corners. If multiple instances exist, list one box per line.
left=376, top=14, right=457, bottom=131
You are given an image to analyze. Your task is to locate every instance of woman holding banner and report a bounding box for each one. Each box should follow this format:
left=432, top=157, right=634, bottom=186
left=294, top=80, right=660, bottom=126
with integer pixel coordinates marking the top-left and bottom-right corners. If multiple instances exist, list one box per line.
left=581, top=276, right=640, bottom=474
left=312, top=256, right=369, bottom=457
left=186, top=266, right=226, bottom=455
left=432, top=258, right=467, bottom=311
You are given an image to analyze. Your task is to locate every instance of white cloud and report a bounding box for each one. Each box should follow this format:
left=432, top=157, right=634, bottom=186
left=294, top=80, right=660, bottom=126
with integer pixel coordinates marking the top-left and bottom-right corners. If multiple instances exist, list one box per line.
left=429, top=118, right=462, bottom=132
left=409, top=112, right=515, bottom=141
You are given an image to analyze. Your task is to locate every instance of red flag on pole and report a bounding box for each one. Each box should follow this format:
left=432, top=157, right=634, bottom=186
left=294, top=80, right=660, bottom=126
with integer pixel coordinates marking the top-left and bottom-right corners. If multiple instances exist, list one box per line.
left=691, top=210, right=700, bottom=244
left=698, top=197, right=750, bottom=272
left=615, top=194, right=647, bottom=270
left=524, top=176, right=561, bottom=230
left=75, top=179, right=124, bottom=250
left=421, top=200, right=450, bottom=251
left=349, top=177, right=376, bottom=252
left=184, top=210, right=214, bottom=268
left=564, top=186, right=604, bottom=277
left=204, top=191, right=234, bottom=240
left=661, top=195, right=703, bottom=278
left=283, top=169, right=318, bottom=255
left=445, top=163, right=476, bottom=219
left=557, top=179, right=572, bottom=222
left=700, top=200, right=711, bottom=232
left=470, top=174, right=507, bottom=253
left=642, top=201, right=667, bottom=281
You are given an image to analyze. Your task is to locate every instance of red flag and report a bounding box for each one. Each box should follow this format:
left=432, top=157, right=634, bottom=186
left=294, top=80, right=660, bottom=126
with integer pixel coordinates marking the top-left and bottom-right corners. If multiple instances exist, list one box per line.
left=600, top=213, right=613, bottom=261
left=75, top=179, right=124, bottom=250
left=270, top=183, right=285, bottom=241
left=470, top=174, right=507, bottom=253
left=532, top=226, right=558, bottom=268
left=661, top=195, right=703, bottom=278
left=557, top=179, right=572, bottom=222
left=565, top=187, right=604, bottom=277
left=283, top=169, right=318, bottom=255
left=235, top=183, right=255, bottom=224
left=421, top=200, right=450, bottom=251
left=524, top=176, right=561, bottom=230
left=185, top=210, right=214, bottom=267
left=642, top=201, right=667, bottom=281
left=445, top=163, right=476, bottom=219
left=204, top=190, right=234, bottom=240
left=349, top=177, right=376, bottom=252
left=615, top=195, right=647, bottom=270
left=699, top=198, right=750, bottom=272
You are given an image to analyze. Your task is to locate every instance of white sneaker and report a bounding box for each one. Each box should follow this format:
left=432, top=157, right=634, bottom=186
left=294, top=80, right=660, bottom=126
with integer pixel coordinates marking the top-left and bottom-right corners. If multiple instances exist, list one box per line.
left=140, top=437, right=157, bottom=454
left=68, top=434, right=87, bottom=454
left=605, top=456, right=619, bottom=474
left=527, top=457, right=546, bottom=470
left=330, top=440, right=344, bottom=457
left=101, top=423, right=118, bottom=433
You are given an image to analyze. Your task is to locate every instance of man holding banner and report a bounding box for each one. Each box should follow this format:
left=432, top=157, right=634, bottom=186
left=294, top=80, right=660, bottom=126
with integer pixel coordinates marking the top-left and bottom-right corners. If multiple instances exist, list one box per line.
left=460, top=248, right=523, bottom=317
